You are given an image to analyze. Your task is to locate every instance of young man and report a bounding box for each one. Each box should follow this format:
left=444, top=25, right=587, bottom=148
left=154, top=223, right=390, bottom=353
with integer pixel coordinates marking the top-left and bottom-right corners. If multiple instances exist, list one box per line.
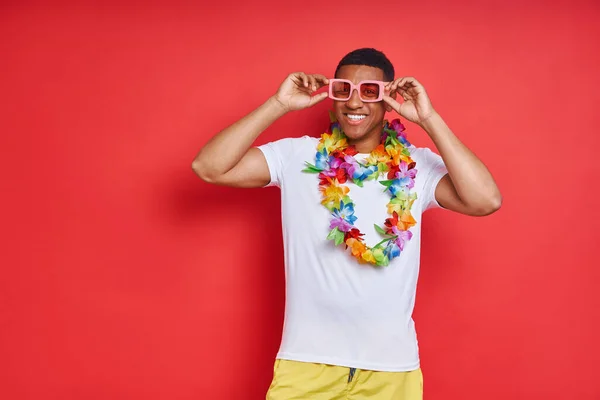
left=192, top=48, right=502, bottom=399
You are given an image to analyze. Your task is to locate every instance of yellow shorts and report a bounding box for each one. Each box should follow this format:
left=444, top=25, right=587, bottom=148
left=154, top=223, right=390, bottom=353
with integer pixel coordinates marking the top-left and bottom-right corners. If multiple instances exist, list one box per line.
left=266, top=359, right=423, bottom=400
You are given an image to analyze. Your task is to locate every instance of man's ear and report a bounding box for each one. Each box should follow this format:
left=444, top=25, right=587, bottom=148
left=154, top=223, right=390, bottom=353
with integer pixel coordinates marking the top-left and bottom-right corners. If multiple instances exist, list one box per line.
left=385, top=91, right=397, bottom=112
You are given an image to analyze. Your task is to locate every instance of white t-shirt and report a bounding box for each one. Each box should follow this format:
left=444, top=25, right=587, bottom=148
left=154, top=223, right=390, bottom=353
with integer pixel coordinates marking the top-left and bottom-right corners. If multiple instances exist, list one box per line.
left=257, top=134, right=448, bottom=372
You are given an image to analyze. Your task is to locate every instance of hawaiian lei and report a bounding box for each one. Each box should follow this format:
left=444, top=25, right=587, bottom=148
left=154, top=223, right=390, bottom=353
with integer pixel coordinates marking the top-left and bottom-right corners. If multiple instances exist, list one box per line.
left=302, top=113, right=418, bottom=267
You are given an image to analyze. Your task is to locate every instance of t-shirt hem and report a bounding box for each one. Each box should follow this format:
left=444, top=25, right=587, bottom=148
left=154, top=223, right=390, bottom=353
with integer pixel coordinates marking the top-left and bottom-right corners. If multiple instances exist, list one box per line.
left=429, top=170, right=448, bottom=209
left=275, top=351, right=420, bottom=372
left=256, top=145, right=278, bottom=187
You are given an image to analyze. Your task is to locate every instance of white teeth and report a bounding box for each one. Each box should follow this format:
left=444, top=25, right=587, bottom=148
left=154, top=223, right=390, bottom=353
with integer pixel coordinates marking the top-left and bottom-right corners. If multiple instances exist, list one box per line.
left=347, top=114, right=366, bottom=120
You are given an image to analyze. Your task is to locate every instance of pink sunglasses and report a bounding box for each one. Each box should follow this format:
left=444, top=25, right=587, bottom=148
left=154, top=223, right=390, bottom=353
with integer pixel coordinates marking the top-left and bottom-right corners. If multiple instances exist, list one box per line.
left=328, top=79, right=386, bottom=102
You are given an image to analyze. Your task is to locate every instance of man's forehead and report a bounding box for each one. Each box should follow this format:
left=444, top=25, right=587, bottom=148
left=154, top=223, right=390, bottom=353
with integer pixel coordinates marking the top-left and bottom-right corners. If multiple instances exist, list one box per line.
left=335, top=65, right=385, bottom=82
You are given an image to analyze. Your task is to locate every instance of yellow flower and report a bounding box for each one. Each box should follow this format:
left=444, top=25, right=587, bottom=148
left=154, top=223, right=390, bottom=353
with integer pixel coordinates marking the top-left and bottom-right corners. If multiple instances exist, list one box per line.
left=387, top=196, right=402, bottom=214
left=387, top=191, right=417, bottom=214
left=317, top=132, right=347, bottom=153
left=361, top=249, right=375, bottom=264
left=386, top=144, right=412, bottom=165
left=365, top=144, right=391, bottom=165
left=319, top=179, right=349, bottom=209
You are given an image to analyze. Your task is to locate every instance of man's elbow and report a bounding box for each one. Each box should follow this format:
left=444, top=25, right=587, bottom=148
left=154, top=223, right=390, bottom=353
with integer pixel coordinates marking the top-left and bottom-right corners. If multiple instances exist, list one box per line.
left=472, top=194, right=503, bottom=216
left=191, top=159, right=217, bottom=184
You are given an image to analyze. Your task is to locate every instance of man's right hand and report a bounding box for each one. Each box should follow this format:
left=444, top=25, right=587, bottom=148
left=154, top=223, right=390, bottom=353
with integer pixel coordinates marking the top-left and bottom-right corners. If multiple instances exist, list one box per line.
left=273, top=72, right=330, bottom=113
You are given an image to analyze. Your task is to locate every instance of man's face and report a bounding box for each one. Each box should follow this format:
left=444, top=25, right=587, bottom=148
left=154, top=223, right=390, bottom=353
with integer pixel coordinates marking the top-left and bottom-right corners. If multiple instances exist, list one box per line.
left=332, top=65, right=389, bottom=142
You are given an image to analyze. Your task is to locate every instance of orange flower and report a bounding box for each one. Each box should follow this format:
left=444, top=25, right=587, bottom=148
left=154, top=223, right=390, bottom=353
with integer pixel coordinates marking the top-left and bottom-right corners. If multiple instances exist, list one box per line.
left=346, top=238, right=367, bottom=258
left=397, top=210, right=417, bottom=230
left=366, top=144, right=391, bottom=165
left=384, top=210, right=416, bottom=231
left=386, top=144, right=412, bottom=166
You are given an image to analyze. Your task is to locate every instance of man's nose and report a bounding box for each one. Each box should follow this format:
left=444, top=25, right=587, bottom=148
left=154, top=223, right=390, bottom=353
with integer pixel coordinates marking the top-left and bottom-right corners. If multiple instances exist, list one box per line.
left=346, top=88, right=363, bottom=109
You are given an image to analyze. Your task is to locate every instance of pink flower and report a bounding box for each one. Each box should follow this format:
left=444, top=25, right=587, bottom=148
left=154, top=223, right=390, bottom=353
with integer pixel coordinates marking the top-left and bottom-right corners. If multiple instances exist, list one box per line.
left=391, top=119, right=406, bottom=136
left=391, top=227, right=413, bottom=251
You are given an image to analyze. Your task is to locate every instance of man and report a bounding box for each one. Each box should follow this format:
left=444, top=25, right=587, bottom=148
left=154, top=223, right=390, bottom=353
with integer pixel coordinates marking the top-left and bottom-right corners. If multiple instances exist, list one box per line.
left=192, top=48, right=502, bottom=399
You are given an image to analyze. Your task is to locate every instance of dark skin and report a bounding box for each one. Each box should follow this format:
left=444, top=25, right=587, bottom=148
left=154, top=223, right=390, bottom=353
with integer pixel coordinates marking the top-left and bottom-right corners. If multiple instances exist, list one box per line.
left=332, top=65, right=394, bottom=153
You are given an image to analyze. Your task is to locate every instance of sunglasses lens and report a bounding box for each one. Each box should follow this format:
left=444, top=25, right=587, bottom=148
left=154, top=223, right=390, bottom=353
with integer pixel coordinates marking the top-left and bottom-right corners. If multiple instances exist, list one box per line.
left=360, top=83, right=380, bottom=101
left=331, top=81, right=351, bottom=100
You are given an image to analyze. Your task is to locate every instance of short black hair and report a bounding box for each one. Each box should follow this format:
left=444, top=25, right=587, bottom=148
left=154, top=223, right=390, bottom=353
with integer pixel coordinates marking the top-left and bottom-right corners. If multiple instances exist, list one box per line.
left=334, top=48, right=395, bottom=81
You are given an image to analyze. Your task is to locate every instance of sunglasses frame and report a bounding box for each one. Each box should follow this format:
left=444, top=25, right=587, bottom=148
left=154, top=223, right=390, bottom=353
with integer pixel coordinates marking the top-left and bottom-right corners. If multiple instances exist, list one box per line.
left=328, top=79, right=386, bottom=102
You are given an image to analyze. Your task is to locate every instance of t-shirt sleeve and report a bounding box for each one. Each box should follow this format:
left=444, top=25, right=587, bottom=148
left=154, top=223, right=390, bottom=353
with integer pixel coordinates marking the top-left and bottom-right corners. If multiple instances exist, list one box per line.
left=256, top=137, right=298, bottom=188
left=419, top=147, right=449, bottom=211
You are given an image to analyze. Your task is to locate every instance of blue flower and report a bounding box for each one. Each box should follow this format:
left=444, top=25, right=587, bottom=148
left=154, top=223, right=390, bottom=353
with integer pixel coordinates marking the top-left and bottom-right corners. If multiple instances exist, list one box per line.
left=351, top=164, right=378, bottom=181
left=384, top=242, right=401, bottom=259
left=315, top=149, right=330, bottom=170
left=332, top=201, right=357, bottom=225
left=398, top=136, right=410, bottom=146
left=388, top=179, right=408, bottom=196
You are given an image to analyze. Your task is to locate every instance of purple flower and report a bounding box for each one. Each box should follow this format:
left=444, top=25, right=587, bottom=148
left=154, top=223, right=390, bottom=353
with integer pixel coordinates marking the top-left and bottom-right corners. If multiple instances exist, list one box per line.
left=389, top=119, right=410, bottom=145
left=341, top=156, right=377, bottom=180
left=329, top=201, right=357, bottom=232
left=391, top=227, right=413, bottom=251
left=321, top=169, right=337, bottom=178
left=329, top=156, right=342, bottom=169
left=391, top=119, right=406, bottom=134
left=316, top=149, right=343, bottom=171
left=388, top=162, right=417, bottom=195
left=395, top=161, right=417, bottom=189
left=330, top=218, right=353, bottom=232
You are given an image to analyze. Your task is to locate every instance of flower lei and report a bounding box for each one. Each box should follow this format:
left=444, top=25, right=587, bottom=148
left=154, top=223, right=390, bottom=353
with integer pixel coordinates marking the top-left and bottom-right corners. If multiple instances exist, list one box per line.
left=302, top=113, right=418, bottom=267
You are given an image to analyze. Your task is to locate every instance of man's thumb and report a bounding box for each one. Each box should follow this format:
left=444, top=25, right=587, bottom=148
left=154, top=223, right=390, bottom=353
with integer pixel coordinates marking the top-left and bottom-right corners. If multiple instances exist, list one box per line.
left=309, top=92, right=328, bottom=106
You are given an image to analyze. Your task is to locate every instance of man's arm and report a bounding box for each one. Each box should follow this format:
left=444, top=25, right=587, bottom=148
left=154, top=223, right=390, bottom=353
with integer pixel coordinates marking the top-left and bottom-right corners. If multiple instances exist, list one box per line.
left=191, top=97, right=286, bottom=188
left=421, top=113, right=502, bottom=216
left=192, top=72, right=329, bottom=188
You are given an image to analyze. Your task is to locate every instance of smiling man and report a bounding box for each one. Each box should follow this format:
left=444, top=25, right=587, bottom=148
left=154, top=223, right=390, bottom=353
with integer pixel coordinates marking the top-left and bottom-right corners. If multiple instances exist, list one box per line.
left=192, top=48, right=502, bottom=399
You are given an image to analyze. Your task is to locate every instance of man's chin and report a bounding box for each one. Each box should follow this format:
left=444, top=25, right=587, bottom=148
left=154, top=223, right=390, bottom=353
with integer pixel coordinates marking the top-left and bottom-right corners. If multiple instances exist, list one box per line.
left=339, top=123, right=368, bottom=140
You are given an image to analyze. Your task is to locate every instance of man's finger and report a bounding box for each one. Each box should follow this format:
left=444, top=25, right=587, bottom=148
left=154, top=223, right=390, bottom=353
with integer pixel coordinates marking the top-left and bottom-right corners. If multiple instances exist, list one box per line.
left=387, top=79, right=401, bottom=95
left=311, top=76, right=318, bottom=91
left=309, top=92, right=329, bottom=107
left=400, top=77, right=419, bottom=90
left=397, top=77, right=409, bottom=88
left=391, top=79, right=404, bottom=92
left=313, top=74, right=329, bottom=85
left=311, top=75, right=328, bottom=90
left=383, top=95, right=401, bottom=112
left=305, top=75, right=315, bottom=91
left=297, top=72, right=308, bottom=88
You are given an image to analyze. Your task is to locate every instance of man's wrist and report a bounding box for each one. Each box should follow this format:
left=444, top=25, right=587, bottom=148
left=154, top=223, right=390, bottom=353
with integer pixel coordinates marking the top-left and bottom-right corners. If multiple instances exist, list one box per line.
left=267, top=96, right=290, bottom=117
left=418, top=111, right=443, bottom=133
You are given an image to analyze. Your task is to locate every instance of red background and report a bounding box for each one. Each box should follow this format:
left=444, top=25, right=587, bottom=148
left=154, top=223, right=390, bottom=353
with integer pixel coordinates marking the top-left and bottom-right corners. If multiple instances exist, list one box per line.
left=1, top=1, right=599, bottom=399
